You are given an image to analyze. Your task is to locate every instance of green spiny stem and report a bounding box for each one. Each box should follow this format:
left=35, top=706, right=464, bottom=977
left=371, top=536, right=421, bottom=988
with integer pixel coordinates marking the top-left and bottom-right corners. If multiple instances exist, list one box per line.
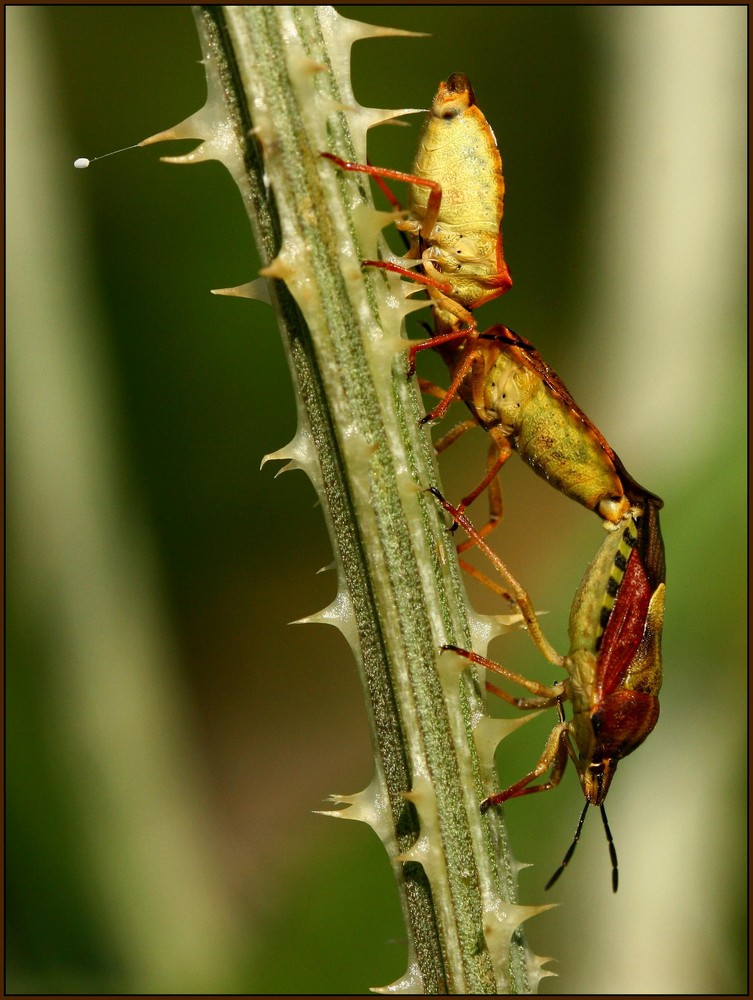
left=187, top=5, right=550, bottom=993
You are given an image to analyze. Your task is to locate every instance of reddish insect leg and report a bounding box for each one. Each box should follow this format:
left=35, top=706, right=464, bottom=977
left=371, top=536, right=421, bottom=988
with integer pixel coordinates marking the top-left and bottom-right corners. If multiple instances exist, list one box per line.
left=406, top=320, right=477, bottom=380
left=369, top=167, right=404, bottom=212
left=320, top=153, right=443, bottom=240
left=432, top=417, right=478, bottom=450
left=420, top=343, right=487, bottom=425
left=441, top=645, right=560, bottom=702
left=362, top=258, right=453, bottom=295
left=481, top=722, right=571, bottom=812
left=457, top=560, right=516, bottom=607
left=431, top=422, right=508, bottom=553
left=429, top=488, right=564, bottom=668
left=456, top=429, right=510, bottom=553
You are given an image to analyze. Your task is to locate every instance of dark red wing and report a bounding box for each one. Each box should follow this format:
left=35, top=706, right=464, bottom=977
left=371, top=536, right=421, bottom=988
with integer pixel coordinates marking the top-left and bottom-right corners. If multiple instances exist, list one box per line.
left=631, top=497, right=666, bottom=593
left=596, top=548, right=652, bottom=698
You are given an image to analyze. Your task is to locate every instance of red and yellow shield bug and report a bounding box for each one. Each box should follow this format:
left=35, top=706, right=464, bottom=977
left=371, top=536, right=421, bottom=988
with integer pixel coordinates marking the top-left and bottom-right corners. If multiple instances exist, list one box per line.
left=431, top=488, right=665, bottom=891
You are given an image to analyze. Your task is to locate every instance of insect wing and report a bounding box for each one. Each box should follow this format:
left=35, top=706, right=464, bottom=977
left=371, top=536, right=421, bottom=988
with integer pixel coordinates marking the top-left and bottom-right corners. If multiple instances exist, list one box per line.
left=596, top=547, right=652, bottom=699
left=631, top=496, right=666, bottom=591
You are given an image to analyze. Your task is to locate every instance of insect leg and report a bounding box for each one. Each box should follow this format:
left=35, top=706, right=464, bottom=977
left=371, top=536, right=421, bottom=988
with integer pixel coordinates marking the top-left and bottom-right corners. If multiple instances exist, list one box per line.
left=457, top=559, right=515, bottom=606
left=441, top=645, right=560, bottom=701
left=426, top=284, right=478, bottom=330
left=430, top=489, right=564, bottom=668
left=423, top=409, right=506, bottom=551
left=369, top=168, right=404, bottom=213
left=320, top=153, right=443, bottom=241
left=456, top=429, right=511, bottom=553
left=362, top=259, right=452, bottom=294
left=431, top=417, right=478, bottom=451
left=407, top=322, right=475, bottom=380
left=480, top=721, right=571, bottom=812
left=421, top=345, right=486, bottom=425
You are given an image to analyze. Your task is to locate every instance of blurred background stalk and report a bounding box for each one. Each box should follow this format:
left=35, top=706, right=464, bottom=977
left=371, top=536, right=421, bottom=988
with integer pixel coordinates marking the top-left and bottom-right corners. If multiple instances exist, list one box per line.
left=7, top=9, right=245, bottom=993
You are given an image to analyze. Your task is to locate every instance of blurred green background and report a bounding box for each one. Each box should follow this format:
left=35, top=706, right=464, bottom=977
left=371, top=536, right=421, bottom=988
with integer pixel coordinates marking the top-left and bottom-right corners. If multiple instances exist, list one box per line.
left=7, top=6, right=746, bottom=994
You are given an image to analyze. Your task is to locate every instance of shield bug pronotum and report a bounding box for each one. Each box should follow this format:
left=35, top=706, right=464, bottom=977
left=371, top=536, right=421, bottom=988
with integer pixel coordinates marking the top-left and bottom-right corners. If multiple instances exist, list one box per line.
left=430, top=488, right=666, bottom=891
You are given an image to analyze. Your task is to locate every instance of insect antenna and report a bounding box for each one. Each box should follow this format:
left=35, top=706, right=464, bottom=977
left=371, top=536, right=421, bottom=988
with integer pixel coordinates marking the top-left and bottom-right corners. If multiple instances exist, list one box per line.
left=600, top=802, right=619, bottom=893
left=545, top=800, right=589, bottom=891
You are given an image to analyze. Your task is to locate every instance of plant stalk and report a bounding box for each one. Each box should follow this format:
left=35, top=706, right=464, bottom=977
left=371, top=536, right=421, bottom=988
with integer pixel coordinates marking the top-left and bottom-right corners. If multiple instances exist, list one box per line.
left=170, top=6, right=551, bottom=993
